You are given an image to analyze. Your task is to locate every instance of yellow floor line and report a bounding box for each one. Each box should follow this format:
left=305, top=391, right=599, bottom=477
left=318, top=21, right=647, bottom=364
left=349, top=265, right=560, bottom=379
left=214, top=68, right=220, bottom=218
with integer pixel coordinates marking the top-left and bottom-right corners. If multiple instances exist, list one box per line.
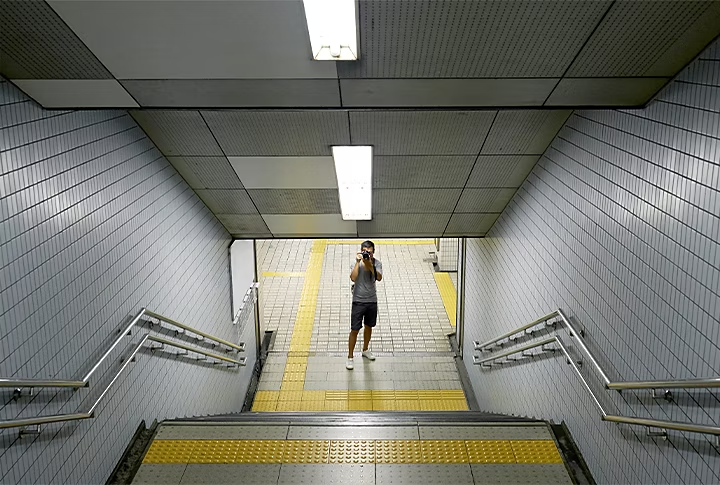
left=143, top=439, right=563, bottom=464
left=326, top=240, right=435, bottom=245
left=262, top=272, right=305, bottom=277
left=434, top=272, right=456, bottom=327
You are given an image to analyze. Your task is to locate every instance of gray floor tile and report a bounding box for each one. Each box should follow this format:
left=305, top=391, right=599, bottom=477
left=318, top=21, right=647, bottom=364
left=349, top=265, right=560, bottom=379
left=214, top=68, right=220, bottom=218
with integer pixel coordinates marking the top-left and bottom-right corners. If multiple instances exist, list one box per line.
left=470, top=464, right=572, bottom=484
left=377, top=464, right=473, bottom=484
left=288, top=425, right=419, bottom=440
left=132, top=464, right=186, bottom=484
left=180, top=464, right=281, bottom=485
left=419, top=425, right=552, bottom=440
left=278, top=464, right=374, bottom=484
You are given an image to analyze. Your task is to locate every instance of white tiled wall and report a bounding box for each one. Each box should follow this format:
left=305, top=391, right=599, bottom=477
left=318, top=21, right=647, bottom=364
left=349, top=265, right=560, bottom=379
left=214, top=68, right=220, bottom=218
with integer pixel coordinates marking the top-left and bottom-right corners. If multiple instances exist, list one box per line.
left=0, top=79, right=255, bottom=484
left=438, top=238, right=459, bottom=272
left=462, top=41, right=720, bottom=484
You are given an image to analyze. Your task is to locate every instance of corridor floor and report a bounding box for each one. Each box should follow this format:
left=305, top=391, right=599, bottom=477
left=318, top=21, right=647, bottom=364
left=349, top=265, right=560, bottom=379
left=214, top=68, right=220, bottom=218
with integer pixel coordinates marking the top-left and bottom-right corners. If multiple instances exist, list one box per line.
left=252, top=239, right=466, bottom=412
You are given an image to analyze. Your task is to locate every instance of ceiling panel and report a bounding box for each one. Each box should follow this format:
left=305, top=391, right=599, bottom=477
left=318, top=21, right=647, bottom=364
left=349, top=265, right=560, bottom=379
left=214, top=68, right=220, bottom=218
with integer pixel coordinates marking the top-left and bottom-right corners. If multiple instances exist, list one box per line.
left=374, top=156, right=476, bottom=188
left=216, top=214, right=271, bottom=238
left=167, top=157, right=243, bottom=190
left=0, top=0, right=111, bottom=79
left=350, top=111, right=496, bottom=155
left=357, top=214, right=452, bottom=237
left=567, top=1, right=720, bottom=77
left=263, top=214, right=357, bottom=237
left=481, top=110, right=572, bottom=154
left=195, top=189, right=258, bottom=214
left=466, top=156, right=540, bottom=188
left=373, top=189, right=462, bottom=213
left=203, top=111, right=350, bottom=156
left=130, top=111, right=223, bottom=156
left=121, top=80, right=341, bottom=108
left=338, top=0, right=610, bottom=78
left=11, top=80, right=137, bottom=108
left=248, top=189, right=340, bottom=214
left=229, top=157, right=337, bottom=189
left=545, top=78, right=669, bottom=106
left=455, top=188, right=518, bottom=213
left=340, top=79, right=558, bottom=107
left=48, top=0, right=337, bottom=80
left=445, top=213, right=500, bottom=236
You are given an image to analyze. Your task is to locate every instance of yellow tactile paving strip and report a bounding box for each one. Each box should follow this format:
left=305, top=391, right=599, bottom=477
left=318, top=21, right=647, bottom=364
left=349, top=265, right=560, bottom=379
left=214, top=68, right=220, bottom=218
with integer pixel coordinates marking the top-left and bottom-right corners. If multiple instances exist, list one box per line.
left=434, top=272, right=457, bottom=327
left=251, top=390, right=468, bottom=412
left=143, top=439, right=563, bottom=465
left=326, top=240, right=435, bottom=245
left=262, top=272, right=306, bottom=277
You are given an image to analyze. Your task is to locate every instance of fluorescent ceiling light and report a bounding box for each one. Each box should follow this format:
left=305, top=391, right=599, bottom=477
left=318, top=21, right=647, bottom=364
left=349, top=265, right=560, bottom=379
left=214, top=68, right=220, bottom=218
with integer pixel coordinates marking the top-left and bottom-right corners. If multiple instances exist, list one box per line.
left=332, top=146, right=372, bottom=220
left=302, top=0, right=358, bottom=61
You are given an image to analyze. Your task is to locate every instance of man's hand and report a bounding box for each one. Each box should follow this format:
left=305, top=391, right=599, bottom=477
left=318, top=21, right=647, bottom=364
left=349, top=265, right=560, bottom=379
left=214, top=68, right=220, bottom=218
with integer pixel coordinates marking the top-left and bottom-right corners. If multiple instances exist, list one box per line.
left=356, top=252, right=364, bottom=263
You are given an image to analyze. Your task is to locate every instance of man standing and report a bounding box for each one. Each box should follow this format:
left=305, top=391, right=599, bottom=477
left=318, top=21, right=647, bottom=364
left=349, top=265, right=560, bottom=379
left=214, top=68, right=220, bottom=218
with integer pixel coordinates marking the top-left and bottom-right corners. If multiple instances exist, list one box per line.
left=347, top=240, right=383, bottom=370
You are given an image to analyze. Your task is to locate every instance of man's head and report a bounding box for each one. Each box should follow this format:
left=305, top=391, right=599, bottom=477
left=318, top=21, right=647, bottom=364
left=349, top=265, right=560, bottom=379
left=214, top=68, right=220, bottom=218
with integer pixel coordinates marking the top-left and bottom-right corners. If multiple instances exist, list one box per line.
left=360, top=240, right=375, bottom=258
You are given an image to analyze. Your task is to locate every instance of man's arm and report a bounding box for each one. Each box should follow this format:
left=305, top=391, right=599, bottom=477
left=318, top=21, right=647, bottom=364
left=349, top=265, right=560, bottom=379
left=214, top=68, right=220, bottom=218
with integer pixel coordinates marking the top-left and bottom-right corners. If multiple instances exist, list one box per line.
left=374, top=261, right=383, bottom=281
left=350, top=260, right=361, bottom=282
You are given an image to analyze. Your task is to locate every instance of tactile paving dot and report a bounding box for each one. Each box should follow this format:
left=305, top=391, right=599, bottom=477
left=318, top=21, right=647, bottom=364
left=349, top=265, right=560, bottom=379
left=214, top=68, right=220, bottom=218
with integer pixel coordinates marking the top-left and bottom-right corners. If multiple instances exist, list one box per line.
left=235, top=440, right=285, bottom=463
left=375, top=440, right=424, bottom=463
left=143, top=440, right=195, bottom=463
left=190, top=440, right=240, bottom=464
left=511, top=440, right=563, bottom=464
left=283, top=440, right=330, bottom=463
left=421, top=440, right=468, bottom=463
left=329, top=440, right=376, bottom=463
left=465, top=440, right=515, bottom=464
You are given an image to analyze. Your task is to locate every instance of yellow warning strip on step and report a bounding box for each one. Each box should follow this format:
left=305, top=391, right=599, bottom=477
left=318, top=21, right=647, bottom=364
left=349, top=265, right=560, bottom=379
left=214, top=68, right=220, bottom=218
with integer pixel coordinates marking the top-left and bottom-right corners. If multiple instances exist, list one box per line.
left=251, top=389, right=468, bottom=412
left=262, top=272, right=305, bottom=277
left=434, top=272, right=456, bottom=327
left=326, top=240, right=435, bottom=245
left=143, top=439, right=563, bottom=464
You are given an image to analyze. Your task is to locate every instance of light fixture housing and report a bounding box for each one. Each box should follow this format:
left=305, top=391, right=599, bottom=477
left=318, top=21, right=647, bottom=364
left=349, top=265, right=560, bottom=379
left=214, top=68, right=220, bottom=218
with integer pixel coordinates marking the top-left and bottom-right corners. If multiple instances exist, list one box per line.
left=302, top=0, right=359, bottom=61
left=332, top=146, right=372, bottom=220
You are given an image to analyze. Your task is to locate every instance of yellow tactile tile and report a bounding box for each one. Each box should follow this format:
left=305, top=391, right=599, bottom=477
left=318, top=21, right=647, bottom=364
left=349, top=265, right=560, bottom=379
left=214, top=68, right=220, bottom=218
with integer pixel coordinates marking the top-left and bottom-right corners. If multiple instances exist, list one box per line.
left=394, top=390, right=419, bottom=400
left=421, top=440, right=468, bottom=464
left=143, top=440, right=195, bottom=463
left=372, top=399, right=396, bottom=411
left=278, top=391, right=304, bottom=401
left=191, top=440, right=240, bottom=464
left=347, top=400, right=374, bottom=411
left=280, top=381, right=304, bottom=391
left=329, top=440, right=375, bottom=463
left=253, top=391, right=279, bottom=402
left=302, top=390, right=326, bottom=401
left=375, top=440, right=424, bottom=464
left=282, top=372, right=306, bottom=382
left=325, top=390, right=349, bottom=400
left=434, top=272, right=457, bottom=327
left=395, top=400, right=421, bottom=411
left=276, top=401, right=303, bottom=411
left=286, top=356, right=308, bottom=364
left=286, top=351, right=310, bottom=358
left=371, top=390, right=396, bottom=400
left=511, top=440, right=563, bottom=464
left=327, top=240, right=434, bottom=245
left=284, top=363, right=307, bottom=372
left=466, top=440, right=516, bottom=464
left=299, top=401, right=326, bottom=411
left=440, top=390, right=466, bottom=399
left=235, top=440, right=285, bottom=463
left=348, top=390, right=373, bottom=400
left=419, top=399, right=450, bottom=411
left=251, top=401, right=277, bottom=412
left=324, top=400, right=349, bottom=411
left=283, top=440, right=330, bottom=463
left=442, top=400, right=470, bottom=411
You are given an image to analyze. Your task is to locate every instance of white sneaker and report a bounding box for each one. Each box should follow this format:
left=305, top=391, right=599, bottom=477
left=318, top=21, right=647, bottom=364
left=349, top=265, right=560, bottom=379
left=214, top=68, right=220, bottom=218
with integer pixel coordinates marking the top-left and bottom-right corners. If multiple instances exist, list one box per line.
left=346, top=358, right=354, bottom=370
left=362, top=350, right=376, bottom=361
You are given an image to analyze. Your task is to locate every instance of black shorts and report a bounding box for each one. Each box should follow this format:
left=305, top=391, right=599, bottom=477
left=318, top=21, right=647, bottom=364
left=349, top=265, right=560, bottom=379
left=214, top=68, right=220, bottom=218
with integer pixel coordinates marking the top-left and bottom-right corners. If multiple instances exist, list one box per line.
left=351, top=302, right=378, bottom=331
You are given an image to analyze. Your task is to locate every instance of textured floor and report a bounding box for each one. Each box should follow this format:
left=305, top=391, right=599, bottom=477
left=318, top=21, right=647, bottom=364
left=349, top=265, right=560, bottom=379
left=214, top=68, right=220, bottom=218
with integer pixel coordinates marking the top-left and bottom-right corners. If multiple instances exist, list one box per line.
left=135, top=423, right=573, bottom=484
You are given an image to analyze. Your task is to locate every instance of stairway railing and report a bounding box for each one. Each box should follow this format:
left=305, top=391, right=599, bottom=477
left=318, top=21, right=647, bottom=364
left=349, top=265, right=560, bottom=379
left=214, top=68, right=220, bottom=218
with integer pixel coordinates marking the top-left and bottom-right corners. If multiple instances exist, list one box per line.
left=473, top=309, right=720, bottom=444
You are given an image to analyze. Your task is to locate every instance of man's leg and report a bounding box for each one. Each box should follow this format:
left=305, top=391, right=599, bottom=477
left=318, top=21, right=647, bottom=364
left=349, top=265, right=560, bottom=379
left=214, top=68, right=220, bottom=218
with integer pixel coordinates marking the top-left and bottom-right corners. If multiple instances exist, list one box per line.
left=362, top=326, right=372, bottom=352
left=348, top=330, right=359, bottom=358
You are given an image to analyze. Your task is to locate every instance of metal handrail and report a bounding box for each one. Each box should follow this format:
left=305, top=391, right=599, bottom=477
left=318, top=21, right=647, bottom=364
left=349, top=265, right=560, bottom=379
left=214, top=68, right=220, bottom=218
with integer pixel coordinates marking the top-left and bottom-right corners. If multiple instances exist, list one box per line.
left=1, top=308, right=245, bottom=389
left=0, top=332, right=247, bottom=431
left=473, top=336, right=720, bottom=438
left=474, top=308, right=720, bottom=391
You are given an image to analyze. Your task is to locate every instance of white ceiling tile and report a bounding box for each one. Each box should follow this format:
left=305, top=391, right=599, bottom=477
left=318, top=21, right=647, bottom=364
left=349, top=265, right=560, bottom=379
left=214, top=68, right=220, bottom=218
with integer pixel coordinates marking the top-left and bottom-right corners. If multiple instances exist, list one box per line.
left=263, top=214, right=357, bottom=236
left=229, top=157, right=337, bottom=189
left=48, top=0, right=337, bottom=79
left=12, top=79, right=138, bottom=108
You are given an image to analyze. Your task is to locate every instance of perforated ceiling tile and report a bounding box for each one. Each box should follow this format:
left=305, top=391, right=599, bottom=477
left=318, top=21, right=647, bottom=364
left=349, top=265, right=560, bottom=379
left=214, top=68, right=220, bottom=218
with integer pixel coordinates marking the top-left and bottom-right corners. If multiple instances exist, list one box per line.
left=229, top=157, right=337, bottom=189
left=374, top=156, right=476, bottom=188
left=567, top=1, right=720, bottom=77
left=338, top=1, right=610, bottom=78
left=195, top=189, right=258, bottom=214
left=167, top=157, right=243, bottom=190
left=374, top=189, right=462, bottom=214
left=180, top=464, right=281, bottom=485
left=263, top=214, right=357, bottom=237
left=121, top=79, right=341, bottom=108
left=545, top=78, right=668, bottom=106
left=11, top=80, right=137, bottom=108
left=0, top=1, right=111, bottom=79
left=444, top=214, right=499, bottom=236
left=358, top=214, right=452, bottom=237
left=216, top=214, right=271, bottom=237
left=130, top=110, right=223, bottom=156
left=376, top=464, right=474, bottom=484
left=455, top=189, right=517, bottom=213
left=466, top=155, right=540, bottom=188
left=248, top=189, right=340, bottom=214
left=202, top=111, right=350, bottom=156
left=340, top=79, right=557, bottom=107
left=481, top=111, right=572, bottom=155
left=350, top=111, right=496, bottom=155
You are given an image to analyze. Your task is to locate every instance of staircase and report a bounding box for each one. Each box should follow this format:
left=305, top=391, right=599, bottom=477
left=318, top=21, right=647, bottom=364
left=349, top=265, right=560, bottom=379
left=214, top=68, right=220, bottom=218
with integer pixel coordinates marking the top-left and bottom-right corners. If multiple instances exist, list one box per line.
left=126, top=412, right=589, bottom=484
